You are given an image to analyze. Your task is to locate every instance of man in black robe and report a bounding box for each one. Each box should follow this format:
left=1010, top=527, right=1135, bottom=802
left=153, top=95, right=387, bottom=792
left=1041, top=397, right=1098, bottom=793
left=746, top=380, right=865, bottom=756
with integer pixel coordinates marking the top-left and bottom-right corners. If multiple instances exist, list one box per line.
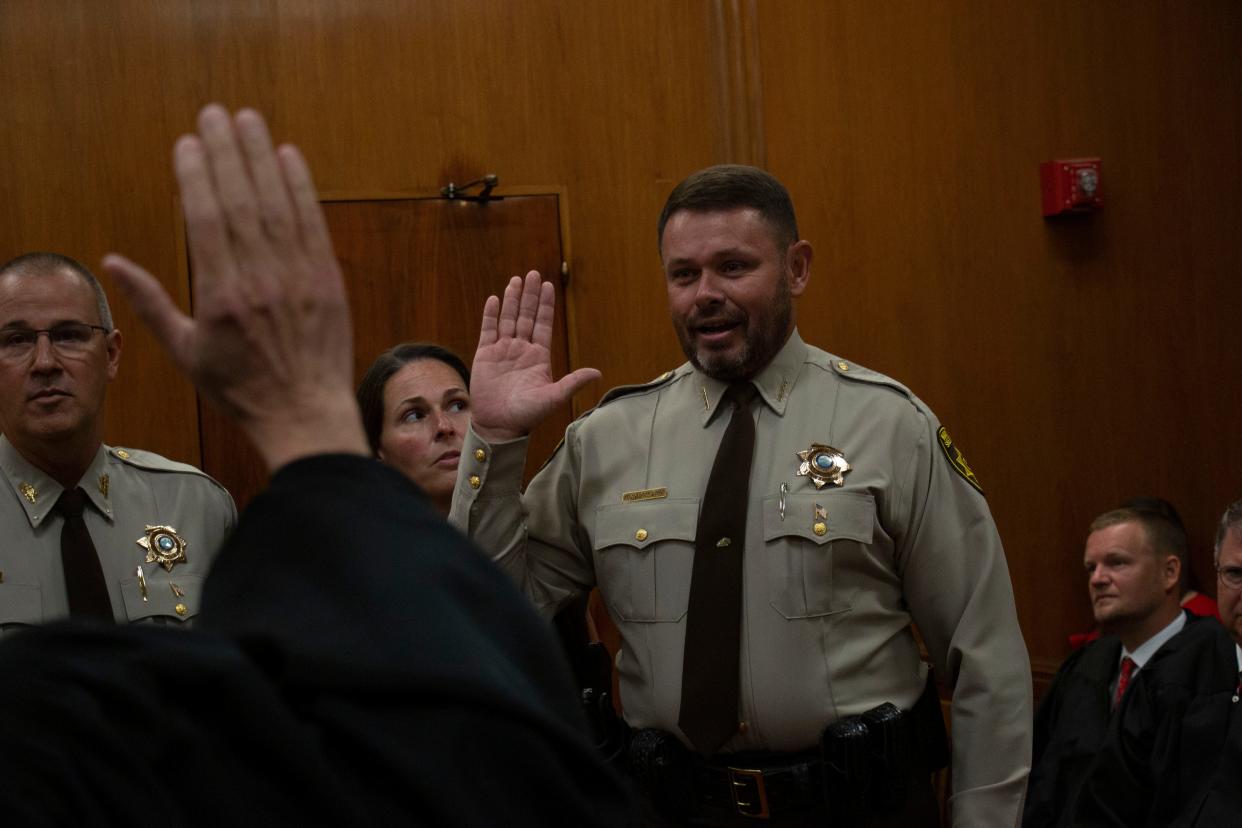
left=0, top=105, right=632, bottom=827
left=1024, top=505, right=1204, bottom=827
left=1069, top=499, right=1242, bottom=827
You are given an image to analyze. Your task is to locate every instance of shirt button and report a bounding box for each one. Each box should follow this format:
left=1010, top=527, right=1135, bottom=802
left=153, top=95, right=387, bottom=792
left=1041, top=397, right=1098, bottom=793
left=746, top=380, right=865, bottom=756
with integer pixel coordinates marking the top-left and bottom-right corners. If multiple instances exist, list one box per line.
left=738, top=721, right=750, bottom=734
left=474, top=448, right=487, bottom=462
left=635, top=529, right=648, bottom=542
left=468, top=475, right=481, bottom=490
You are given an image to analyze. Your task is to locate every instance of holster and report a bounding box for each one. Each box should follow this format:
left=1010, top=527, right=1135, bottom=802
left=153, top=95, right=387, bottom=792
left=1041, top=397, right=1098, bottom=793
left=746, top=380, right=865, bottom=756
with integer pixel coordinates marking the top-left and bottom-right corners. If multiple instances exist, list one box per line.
left=820, top=672, right=949, bottom=823
left=626, top=728, right=697, bottom=819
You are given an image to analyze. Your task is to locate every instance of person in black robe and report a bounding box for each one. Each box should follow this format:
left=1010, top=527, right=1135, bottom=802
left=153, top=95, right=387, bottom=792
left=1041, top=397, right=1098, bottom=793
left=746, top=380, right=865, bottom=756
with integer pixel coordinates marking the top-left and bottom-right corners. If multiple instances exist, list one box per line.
left=1024, top=506, right=1205, bottom=827
left=1070, top=499, right=1242, bottom=828
left=0, top=104, right=633, bottom=827
left=1068, top=614, right=1238, bottom=827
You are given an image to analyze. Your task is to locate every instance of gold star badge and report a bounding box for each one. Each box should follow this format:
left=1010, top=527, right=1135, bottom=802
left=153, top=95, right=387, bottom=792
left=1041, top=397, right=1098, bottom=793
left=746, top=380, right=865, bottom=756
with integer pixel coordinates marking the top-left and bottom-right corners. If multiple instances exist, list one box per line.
left=796, top=443, right=852, bottom=489
left=136, top=525, right=188, bottom=572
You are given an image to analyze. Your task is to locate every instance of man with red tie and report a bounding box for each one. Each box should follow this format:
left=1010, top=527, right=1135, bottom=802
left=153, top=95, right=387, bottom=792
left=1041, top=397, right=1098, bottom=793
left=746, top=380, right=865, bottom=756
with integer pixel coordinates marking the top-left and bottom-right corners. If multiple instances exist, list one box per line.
left=1068, top=500, right=1242, bottom=826
left=1024, top=505, right=1211, bottom=827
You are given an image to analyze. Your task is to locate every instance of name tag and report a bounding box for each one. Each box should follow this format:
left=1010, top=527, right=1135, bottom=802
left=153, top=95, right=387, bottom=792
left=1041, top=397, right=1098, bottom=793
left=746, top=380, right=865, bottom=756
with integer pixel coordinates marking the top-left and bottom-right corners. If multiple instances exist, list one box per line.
left=622, top=487, right=668, bottom=503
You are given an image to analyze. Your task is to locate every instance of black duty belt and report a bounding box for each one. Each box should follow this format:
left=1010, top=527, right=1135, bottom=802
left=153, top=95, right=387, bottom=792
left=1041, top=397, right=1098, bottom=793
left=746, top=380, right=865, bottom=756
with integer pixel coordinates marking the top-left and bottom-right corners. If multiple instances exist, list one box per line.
left=694, top=750, right=826, bottom=820
left=627, top=673, right=949, bottom=824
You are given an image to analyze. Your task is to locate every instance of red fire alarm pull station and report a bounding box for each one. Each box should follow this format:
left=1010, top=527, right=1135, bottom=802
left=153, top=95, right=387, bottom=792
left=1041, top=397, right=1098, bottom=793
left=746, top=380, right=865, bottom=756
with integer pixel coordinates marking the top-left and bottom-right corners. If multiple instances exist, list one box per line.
left=1041, top=158, right=1103, bottom=217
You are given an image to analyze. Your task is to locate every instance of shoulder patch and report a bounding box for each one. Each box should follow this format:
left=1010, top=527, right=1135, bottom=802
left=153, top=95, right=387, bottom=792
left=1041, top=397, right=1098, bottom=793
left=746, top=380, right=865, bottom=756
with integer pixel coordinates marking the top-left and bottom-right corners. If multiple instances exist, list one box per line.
left=936, top=427, right=984, bottom=495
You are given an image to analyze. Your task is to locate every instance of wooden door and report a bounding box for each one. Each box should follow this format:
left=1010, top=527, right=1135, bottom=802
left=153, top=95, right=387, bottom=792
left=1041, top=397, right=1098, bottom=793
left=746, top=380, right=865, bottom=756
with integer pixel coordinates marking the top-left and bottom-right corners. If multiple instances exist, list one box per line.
left=197, top=193, right=573, bottom=509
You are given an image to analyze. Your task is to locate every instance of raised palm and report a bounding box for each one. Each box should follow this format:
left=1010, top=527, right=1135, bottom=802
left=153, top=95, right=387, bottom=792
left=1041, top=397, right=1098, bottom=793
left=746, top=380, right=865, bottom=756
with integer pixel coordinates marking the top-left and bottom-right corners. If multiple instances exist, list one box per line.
left=469, top=271, right=600, bottom=442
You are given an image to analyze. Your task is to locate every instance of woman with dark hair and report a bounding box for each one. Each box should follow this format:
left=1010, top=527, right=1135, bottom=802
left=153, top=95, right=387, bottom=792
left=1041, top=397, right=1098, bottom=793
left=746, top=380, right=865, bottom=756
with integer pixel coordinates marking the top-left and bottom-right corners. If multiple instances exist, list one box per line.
left=361, top=343, right=614, bottom=737
left=356, top=342, right=471, bottom=515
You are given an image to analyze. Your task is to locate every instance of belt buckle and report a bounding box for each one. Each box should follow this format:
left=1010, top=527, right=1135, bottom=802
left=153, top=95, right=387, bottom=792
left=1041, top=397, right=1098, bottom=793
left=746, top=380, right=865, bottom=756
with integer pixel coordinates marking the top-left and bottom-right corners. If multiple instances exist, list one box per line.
left=727, top=766, right=770, bottom=819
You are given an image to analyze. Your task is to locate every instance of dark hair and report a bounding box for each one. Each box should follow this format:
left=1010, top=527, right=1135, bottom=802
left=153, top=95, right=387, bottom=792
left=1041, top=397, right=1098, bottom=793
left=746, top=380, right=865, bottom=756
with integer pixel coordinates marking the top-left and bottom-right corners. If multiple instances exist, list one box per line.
left=1118, top=497, right=1191, bottom=593
left=0, top=251, right=113, bottom=329
left=1091, top=498, right=1190, bottom=592
left=657, top=165, right=799, bottom=251
left=356, top=343, right=470, bottom=454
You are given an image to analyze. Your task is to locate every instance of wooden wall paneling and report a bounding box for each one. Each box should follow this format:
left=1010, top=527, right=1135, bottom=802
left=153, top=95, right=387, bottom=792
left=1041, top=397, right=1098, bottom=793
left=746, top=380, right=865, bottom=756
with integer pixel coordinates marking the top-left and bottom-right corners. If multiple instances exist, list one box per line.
left=753, top=1, right=1242, bottom=675
left=1, top=0, right=730, bottom=469
left=0, top=1, right=206, bottom=464
left=197, top=192, right=571, bottom=509
left=12, top=0, right=1237, bottom=695
left=708, top=0, right=766, bottom=166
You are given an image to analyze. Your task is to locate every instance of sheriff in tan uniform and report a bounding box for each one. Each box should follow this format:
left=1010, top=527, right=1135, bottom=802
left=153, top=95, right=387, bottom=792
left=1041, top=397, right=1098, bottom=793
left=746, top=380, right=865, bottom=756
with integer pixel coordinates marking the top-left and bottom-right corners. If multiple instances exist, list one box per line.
left=454, top=332, right=1031, bottom=822
left=452, top=166, right=1031, bottom=827
left=0, top=436, right=235, bottom=630
left=0, top=251, right=236, bottom=632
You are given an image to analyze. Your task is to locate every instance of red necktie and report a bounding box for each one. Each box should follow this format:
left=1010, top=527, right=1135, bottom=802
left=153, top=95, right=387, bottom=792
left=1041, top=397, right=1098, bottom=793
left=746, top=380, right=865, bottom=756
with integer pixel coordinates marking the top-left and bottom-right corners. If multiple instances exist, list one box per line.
left=1112, top=656, right=1136, bottom=708
left=678, top=383, right=757, bottom=754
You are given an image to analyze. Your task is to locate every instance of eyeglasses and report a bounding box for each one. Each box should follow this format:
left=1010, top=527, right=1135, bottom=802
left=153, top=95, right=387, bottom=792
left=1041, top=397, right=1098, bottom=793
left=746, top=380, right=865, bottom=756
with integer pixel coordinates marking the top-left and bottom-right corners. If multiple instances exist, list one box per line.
left=1217, top=565, right=1242, bottom=589
left=0, top=323, right=110, bottom=361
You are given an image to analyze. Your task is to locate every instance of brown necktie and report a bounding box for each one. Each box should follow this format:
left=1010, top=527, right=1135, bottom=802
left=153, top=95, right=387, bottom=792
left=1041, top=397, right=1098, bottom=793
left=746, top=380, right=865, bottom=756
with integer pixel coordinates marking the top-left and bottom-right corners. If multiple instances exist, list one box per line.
left=55, top=488, right=114, bottom=621
left=679, top=382, right=757, bottom=754
left=1112, top=656, right=1136, bottom=708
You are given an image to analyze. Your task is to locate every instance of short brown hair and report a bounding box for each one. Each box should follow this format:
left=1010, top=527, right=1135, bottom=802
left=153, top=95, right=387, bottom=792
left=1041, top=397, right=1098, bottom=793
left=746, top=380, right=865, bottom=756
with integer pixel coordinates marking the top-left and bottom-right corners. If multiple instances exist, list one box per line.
left=1090, top=505, right=1187, bottom=585
left=657, top=165, right=799, bottom=251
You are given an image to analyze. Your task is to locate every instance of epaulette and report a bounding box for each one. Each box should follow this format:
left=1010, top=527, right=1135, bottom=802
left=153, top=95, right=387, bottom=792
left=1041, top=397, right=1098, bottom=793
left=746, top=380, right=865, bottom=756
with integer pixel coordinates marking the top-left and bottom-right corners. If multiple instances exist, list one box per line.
left=533, top=368, right=682, bottom=474
left=595, top=367, right=683, bottom=408
left=823, top=355, right=915, bottom=400
left=822, top=355, right=985, bottom=495
left=108, top=446, right=213, bottom=478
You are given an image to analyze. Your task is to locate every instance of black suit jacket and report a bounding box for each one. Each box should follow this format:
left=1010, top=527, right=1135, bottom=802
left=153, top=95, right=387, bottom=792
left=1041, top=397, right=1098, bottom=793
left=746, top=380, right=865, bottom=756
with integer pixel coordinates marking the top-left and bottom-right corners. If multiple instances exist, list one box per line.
left=0, top=455, right=633, bottom=826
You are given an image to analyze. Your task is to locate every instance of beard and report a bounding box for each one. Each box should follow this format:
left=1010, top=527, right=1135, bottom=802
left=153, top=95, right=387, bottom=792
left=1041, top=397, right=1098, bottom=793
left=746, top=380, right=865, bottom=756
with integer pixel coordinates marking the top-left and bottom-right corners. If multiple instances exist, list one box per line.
left=673, top=274, right=793, bottom=382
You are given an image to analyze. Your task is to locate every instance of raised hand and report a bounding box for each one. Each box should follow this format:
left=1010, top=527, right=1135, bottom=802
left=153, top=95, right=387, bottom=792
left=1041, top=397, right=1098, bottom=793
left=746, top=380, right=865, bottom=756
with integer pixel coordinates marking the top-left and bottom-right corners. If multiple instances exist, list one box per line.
left=468, top=271, right=601, bottom=442
left=102, top=105, right=367, bottom=472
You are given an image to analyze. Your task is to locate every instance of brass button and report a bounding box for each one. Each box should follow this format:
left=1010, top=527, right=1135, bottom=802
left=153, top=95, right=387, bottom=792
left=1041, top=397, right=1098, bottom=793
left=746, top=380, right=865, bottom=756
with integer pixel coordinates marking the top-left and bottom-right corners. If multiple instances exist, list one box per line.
left=635, top=528, right=648, bottom=542
left=468, top=475, right=481, bottom=490
left=716, top=537, right=732, bottom=548
left=474, top=448, right=487, bottom=462
left=174, top=603, right=188, bottom=616
left=738, top=721, right=749, bottom=734
left=115, top=449, right=130, bottom=459
left=657, top=371, right=673, bottom=381
left=837, top=361, right=849, bottom=372
left=813, top=521, right=827, bottom=536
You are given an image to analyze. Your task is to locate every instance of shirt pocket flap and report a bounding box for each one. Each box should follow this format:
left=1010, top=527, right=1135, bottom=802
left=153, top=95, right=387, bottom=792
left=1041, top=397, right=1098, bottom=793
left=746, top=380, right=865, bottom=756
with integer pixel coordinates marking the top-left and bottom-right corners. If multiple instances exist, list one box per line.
left=119, top=573, right=204, bottom=622
left=0, top=582, right=42, bottom=624
left=594, top=498, right=700, bottom=551
left=762, top=490, right=876, bottom=546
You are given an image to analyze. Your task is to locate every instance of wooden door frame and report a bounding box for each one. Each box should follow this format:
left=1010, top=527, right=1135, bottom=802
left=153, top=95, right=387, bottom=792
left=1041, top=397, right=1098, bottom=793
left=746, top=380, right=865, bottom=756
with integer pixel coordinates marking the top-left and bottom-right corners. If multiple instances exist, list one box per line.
left=174, top=183, right=581, bottom=471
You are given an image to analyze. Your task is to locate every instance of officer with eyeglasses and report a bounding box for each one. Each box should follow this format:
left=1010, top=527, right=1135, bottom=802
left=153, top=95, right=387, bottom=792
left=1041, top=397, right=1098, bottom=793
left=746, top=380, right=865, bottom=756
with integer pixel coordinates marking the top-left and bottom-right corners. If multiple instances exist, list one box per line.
left=1069, top=498, right=1242, bottom=826
left=0, top=251, right=235, bottom=631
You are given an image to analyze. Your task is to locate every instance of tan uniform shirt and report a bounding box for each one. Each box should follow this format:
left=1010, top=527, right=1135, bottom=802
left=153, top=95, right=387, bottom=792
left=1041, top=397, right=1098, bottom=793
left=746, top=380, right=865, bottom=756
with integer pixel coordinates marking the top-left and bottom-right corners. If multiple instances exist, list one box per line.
left=0, top=436, right=236, bottom=631
left=451, top=330, right=1031, bottom=828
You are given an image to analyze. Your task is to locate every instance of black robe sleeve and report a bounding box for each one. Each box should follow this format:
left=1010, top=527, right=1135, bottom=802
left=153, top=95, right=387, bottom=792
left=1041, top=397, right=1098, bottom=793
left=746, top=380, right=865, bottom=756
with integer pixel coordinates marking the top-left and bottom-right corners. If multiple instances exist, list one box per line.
left=0, top=454, right=633, bottom=827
